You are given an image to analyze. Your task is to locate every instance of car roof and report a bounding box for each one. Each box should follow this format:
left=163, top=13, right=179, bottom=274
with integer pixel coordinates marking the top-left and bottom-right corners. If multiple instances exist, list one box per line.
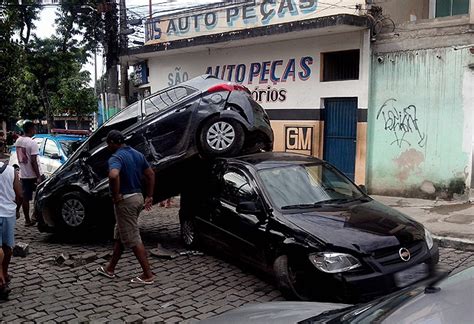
left=34, top=134, right=84, bottom=141
left=224, top=152, right=324, bottom=170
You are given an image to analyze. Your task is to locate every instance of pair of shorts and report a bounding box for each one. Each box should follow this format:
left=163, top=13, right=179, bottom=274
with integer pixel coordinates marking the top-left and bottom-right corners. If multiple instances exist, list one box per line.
left=113, top=194, right=144, bottom=248
left=0, top=217, right=16, bottom=248
left=21, top=178, right=36, bottom=201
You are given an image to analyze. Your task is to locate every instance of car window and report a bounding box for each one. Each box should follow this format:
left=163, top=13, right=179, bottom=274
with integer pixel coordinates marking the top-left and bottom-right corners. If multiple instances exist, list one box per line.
left=44, top=139, right=60, bottom=158
left=143, top=87, right=194, bottom=115
left=34, top=138, right=45, bottom=151
left=221, top=170, right=258, bottom=205
left=87, top=101, right=141, bottom=150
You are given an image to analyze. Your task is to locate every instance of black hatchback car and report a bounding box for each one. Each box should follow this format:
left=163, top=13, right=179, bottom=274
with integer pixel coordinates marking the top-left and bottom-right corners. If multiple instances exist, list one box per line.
left=179, top=152, right=439, bottom=302
left=34, top=75, right=273, bottom=232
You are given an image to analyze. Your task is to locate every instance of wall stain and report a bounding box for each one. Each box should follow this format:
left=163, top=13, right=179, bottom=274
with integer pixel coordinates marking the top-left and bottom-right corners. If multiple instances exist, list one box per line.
left=393, top=148, right=424, bottom=181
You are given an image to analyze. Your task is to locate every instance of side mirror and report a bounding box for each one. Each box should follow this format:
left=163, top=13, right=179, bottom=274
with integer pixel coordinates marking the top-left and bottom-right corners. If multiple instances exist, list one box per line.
left=359, top=184, right=368, bottom=195
left=236, top=201, right=266, bottom=222
left=50, top=153, right=61, bottom=160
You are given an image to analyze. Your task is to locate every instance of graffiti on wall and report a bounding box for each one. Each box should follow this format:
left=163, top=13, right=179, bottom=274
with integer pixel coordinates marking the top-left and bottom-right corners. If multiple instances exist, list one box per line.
left=376, top=98, right=427, bottom=148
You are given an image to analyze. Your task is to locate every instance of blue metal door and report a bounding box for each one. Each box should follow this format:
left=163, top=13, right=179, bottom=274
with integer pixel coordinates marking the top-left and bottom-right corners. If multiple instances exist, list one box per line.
left=323, top=98, right=357, bottom=180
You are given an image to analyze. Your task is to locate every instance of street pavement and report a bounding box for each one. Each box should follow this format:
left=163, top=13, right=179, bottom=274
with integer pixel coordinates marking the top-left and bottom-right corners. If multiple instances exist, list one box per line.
left=373, top=195, right=474, bottom=250
left=1, top=202, right=474, bottom=323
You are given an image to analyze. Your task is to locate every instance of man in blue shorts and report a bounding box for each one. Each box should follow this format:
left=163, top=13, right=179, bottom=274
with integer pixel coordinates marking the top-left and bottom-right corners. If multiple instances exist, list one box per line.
left=0, top=160, right=23, bottom=298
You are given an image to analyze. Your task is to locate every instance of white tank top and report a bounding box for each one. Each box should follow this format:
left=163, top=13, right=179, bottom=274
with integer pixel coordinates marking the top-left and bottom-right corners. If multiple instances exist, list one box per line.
left=0, top=163, right=16, bottom=218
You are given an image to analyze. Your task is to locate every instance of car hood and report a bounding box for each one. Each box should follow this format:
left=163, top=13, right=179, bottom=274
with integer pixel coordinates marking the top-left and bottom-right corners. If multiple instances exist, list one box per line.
left=201, top=301, right=350, bottom=324
left=281, top=200, right=425, bottom=254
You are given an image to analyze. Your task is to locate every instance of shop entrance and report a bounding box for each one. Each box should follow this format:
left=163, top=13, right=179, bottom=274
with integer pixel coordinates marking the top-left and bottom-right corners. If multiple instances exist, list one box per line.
left=323, top=98, right=358, bottom=180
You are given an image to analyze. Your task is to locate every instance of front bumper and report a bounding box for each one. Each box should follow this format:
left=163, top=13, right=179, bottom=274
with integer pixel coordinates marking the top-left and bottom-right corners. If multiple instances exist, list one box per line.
left=317, top=243, right=439, bottom=302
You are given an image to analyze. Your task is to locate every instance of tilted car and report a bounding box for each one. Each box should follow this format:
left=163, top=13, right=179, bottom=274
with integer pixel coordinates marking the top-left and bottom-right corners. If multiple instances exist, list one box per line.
left=179, top=152, right=439, bottom=302
left=202, top=266, right=473, bottom=323
left=9, top=131, right=86, bottom=178
left=34, top=75, right=273, bottom=232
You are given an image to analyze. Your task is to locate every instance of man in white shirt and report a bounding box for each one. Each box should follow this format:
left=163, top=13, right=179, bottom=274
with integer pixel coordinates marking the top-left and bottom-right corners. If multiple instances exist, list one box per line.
left=0, top=160, right=22, bottom=299
left=14, top=122, right=43, bottom=226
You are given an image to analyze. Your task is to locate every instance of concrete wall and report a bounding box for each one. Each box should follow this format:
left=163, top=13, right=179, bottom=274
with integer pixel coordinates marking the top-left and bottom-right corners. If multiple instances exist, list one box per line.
left=367, top=47, right=474, bottom=198
left=373, top=0, right=429, bottom=23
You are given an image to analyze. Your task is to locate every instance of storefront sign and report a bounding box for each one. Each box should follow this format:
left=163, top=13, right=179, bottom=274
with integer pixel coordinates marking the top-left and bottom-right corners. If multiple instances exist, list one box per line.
left=205, top=56, right=313, bottom=104
left=285, top=126, right=313, bottom=155
left=133, top=61, right=148, bottom=86
left=145, top=0, right=319, bottom=45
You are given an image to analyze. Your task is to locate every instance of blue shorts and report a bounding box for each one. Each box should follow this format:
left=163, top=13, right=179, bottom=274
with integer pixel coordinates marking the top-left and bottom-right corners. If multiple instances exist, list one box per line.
left=0, top=217, right=15, bottom=248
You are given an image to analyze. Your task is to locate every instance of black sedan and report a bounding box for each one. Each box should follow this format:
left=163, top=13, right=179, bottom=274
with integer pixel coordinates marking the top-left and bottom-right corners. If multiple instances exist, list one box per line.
left=179, top=152, right=439, bottom=302
left=34, top=75, right=273, bottom=232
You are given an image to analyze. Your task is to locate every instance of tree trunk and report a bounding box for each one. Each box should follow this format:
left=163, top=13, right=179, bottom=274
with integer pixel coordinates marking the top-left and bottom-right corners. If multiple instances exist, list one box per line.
left=40, top=87, right=53, bottom=132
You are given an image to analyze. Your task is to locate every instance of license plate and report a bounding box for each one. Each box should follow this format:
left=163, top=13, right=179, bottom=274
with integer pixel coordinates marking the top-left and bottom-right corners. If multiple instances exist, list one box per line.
left=394, top=263, right=429, bottom=288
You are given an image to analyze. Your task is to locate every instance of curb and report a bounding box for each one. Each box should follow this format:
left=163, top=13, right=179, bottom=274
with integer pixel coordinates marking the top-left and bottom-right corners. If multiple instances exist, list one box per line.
left=434, top=236, right=474, bottom=252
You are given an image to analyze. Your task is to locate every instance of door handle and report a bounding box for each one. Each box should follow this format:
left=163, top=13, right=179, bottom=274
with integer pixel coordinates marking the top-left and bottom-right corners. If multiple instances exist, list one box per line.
left=175, top=104, right=192, bottom=113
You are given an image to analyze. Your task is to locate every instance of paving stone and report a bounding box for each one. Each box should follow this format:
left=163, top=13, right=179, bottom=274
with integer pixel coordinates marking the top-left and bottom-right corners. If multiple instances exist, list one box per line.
left=123, top=314, right=144, bottom=322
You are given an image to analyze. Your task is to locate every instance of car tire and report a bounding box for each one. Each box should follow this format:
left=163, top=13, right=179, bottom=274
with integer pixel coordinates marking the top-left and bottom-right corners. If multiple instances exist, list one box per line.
left=273, top=254, right=312, bottom=301
left=57, top=191, right=90, bottom=231
left=199, top=117, right=244, bottom=157
left=180, top=215, right=199, bottom=248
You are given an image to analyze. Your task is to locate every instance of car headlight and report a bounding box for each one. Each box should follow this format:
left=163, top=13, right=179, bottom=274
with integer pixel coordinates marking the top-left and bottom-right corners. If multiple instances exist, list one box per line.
left=308, top=252, right=361, bottom=273
left=425, top=228, right=434, bottom=250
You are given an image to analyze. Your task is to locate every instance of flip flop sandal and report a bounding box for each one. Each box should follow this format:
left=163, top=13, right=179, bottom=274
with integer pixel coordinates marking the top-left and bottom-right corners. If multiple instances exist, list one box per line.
left=130, top=276, right=154, bottom=285
left=96, top=266, right=116, bottom=279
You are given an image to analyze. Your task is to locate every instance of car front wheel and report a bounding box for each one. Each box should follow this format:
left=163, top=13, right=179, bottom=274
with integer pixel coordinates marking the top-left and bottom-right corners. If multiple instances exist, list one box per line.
left=58, top=191, right=90, bottom=231
left=199, top=118, right=244, bottom=157
left=180, top=216, right=199, bottom=248
left=273, top=254, right=312, bottom=301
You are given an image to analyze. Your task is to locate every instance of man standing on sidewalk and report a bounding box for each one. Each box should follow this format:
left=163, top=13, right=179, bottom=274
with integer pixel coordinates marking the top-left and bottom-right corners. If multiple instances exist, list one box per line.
left=14, top=122, right=43, bottom=226
left=97, top=130, right=155, bottom=284
left=0, top=160, right=23, bottom=299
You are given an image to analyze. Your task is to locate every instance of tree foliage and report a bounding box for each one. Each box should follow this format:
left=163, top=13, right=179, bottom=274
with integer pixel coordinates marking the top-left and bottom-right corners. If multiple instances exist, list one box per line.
left=0, top=1, right=98, bottom=130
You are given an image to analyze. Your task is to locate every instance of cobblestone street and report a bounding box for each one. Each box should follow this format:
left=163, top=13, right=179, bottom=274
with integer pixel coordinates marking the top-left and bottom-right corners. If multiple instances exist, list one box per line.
left=1, top=203, right=473, bottom=323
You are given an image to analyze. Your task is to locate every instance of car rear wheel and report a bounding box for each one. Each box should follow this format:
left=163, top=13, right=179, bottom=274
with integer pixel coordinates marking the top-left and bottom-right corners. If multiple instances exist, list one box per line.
left=58, top=191, right=90, bottom=231
left=199, top=117, right=244, bottom=157
left=273, top=255, right=312, bottom=301
left=180, top=216, right=199, bottom=248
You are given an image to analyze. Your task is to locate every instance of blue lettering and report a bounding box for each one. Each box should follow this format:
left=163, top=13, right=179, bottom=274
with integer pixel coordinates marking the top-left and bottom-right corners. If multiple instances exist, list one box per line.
left=236, top=64, right=246, bottom=83
left=243, top=5, right=258, bottom=25
left=298, top=56, right=313, bottom=81
left=226, top=8, right=240, bottom=26
left=299, top=0, right=318, bottom=14
left=249, top=63, right=261, bottom=84
left=270, top=60, right=283, bottom=84
left=282, top=59, right=296, bottom=82
left=260, top=61, right=271, bottom=84
left=260, top=0, right=276, bottom=25
left=278, top=0, right=298, bottom=18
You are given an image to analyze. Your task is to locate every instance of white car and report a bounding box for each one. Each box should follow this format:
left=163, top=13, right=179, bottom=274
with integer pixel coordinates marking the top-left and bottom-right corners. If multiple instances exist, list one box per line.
left=9, top=133, right=85, bottom=178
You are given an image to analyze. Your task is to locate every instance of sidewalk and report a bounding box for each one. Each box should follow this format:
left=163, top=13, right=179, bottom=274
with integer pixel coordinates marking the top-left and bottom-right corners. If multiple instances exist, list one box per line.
left=373, top=195, right=474, bottom=251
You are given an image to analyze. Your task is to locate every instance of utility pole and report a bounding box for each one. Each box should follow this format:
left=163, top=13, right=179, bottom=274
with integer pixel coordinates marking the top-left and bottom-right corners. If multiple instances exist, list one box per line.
left=119, top=0, right=129, bottom=109
left=102, top=0, right=120, bottom=115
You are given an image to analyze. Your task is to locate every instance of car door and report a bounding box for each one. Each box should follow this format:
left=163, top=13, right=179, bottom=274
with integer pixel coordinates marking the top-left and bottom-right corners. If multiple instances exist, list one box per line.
left=142, top=86, right=199, bottom=160
left=211, top=166, right=268, bottom=266
left=42, top=139, right=62, bottom=177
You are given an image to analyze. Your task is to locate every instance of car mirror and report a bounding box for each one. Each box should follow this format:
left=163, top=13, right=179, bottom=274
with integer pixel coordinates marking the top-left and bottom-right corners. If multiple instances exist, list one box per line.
left=50, top=153, right=61, bottom=160
left=358, top=184, right=368, bottom=194
left=236, top=201, right=266, bottom=220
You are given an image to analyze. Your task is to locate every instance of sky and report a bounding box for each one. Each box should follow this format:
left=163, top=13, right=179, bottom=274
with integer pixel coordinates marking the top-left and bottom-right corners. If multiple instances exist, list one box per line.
left=35, top=0, right=221, bottom=86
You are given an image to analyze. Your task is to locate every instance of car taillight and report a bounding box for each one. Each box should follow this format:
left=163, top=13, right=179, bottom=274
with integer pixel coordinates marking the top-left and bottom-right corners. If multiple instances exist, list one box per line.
left=207, top=83, right=250, bottom=94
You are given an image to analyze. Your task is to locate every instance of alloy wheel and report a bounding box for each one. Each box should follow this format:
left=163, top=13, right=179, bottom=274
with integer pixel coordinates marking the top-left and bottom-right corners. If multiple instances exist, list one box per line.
left=61, top=198, right=86, bottom=227
left=206, top=121, right=236, bottom=151
left=182, top=219, right=195, bottom=246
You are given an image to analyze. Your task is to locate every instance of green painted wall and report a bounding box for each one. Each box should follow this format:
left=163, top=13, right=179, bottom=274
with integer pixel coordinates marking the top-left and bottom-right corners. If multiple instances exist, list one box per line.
left=367, top=47, right=471, bottom=197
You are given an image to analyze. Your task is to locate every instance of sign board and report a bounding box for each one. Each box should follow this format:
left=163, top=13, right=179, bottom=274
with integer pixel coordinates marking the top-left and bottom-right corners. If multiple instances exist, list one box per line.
left=285, top=126, right=313, bottom=155
left=145, top=0, right=359, bottom=45
left=133, top=61, right=148, bottom=86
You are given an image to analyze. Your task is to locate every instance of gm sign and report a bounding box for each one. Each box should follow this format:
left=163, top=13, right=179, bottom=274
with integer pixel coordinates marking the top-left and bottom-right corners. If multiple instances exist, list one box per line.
left=285, top=126, right=313, bottom=155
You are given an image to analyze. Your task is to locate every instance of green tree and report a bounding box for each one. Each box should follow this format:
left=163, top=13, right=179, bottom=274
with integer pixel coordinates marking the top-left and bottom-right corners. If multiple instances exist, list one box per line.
left=51, top=64, right=97, bottom=120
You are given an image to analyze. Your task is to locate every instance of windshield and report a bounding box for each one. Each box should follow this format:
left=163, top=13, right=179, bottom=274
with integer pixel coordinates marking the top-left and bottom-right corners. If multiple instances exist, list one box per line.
left=60, top=140, right=81, bottom=158
left=86, top=101, right=141, bottom=150
left=258, top=163, right=364, bottom=210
